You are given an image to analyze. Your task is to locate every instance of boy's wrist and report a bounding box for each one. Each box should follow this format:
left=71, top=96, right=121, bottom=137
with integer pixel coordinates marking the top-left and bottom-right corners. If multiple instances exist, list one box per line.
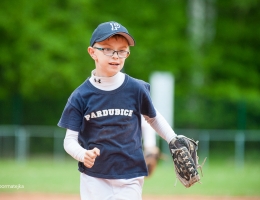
left=80, top=149, right=87, bottom=163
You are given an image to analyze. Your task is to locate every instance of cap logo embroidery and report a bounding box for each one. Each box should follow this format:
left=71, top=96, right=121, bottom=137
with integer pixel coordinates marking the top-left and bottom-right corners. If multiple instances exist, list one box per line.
left=110, top=23, right=120, bottom=31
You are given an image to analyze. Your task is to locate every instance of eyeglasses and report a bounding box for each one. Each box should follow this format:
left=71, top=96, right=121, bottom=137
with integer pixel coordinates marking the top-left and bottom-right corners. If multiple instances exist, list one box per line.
left=93, top=47, right=130, bottom=58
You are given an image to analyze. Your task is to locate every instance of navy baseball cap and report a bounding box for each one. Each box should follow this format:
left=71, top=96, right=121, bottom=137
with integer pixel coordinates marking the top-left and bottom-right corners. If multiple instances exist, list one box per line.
left=90, top=21, right=135, bottom=47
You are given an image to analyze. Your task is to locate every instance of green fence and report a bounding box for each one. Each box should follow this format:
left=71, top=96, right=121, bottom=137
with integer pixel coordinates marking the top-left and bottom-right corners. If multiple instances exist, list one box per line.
left=0, top=126, right=260, bottom=168
left=0, top=126, right=65, bottom=162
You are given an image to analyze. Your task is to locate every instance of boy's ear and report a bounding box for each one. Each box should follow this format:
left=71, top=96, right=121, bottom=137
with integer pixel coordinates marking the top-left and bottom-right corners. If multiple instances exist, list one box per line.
left=88, top=47, right=97, bottom=60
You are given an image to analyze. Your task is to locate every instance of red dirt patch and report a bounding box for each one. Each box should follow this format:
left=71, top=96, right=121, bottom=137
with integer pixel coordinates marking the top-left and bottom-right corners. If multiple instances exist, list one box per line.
left=0, top=193, right=259, bottom=200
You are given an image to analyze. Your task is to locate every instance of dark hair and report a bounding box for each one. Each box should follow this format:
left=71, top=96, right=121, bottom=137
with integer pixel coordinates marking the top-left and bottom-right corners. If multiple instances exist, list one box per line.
left=109, top=34, right=129, bottom=44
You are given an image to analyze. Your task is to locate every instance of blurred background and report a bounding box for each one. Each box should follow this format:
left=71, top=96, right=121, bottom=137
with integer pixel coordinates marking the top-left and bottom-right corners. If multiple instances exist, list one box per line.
left=0, top=0, right=260, bottom=197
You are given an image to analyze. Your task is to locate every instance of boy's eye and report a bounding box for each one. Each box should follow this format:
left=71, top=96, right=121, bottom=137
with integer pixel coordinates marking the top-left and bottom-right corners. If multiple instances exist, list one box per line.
left=104, top=48, right=126, bottom=52
left=104, top=48, right=113, bottom=52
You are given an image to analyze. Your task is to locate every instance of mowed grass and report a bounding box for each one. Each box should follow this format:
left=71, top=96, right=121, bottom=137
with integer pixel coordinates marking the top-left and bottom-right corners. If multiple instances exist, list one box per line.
left=0, top=156, right=260, bottom=196
left=143, top=159, right=260, bottom=196
left=0, top=157, right=80, bottom=194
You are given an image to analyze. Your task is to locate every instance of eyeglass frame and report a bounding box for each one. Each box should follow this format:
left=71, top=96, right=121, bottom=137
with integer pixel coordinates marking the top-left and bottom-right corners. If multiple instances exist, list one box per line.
left=92, top=47, right=130, bottom=58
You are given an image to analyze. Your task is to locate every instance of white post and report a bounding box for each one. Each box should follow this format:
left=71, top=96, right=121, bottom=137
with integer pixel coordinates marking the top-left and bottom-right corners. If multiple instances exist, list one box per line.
left=235, top=132, right=245, bottom=169
left=150, top=72, right=174, bottom=157
left=15, top=127, right=28, bottom=163
left=54, top=130, right=65, bottom=161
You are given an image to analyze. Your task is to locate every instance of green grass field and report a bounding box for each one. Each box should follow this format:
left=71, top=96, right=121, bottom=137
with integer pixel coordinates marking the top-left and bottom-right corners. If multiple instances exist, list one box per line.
left=0, top=156, right=259, bottom=196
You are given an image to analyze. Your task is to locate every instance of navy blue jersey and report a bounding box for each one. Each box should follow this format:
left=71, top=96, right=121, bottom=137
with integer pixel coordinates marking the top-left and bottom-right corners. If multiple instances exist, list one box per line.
left=58, top=74, right=156, bottom=179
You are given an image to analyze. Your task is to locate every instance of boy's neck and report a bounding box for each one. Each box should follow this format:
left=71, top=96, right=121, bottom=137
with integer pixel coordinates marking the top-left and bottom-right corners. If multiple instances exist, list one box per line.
left=89, top=70, right=125, bottom=91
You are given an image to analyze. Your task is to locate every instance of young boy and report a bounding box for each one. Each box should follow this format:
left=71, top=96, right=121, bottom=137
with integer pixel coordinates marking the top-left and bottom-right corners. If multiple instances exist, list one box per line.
left=58, top=21, right=177, bottom=200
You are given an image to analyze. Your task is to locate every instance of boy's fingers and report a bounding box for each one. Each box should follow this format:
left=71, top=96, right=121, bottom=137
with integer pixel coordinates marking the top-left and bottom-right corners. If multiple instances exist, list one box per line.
left=93, top=147, right=100, bottom=156
left=83, top=148, right=100, bottom=168
left=84, top=160, right=94, bottom=168
left=85, top=148, right=100, bottom=159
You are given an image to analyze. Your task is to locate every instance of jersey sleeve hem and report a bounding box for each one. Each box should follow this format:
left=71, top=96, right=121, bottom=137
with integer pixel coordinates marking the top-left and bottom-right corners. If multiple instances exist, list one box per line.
left=57, top=122, right=81, bottom=132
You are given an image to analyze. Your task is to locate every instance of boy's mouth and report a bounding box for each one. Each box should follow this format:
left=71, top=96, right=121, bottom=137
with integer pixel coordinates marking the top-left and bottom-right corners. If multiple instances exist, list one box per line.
left=109, top=62, right=120, bottom=66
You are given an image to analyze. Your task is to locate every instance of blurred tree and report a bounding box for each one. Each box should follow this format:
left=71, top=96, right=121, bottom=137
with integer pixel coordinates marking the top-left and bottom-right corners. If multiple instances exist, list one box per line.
left=203, top=0, right=260, bottom=102
left=0, top=0, right=95, bottom=101
left=0, top=0, right=259, bottom=129
left=201, top=0, right=260, bottom=129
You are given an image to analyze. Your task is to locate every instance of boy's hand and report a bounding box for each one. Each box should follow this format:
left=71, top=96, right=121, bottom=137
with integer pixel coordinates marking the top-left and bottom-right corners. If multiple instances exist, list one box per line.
left=144, top=146, right=160, bottom=177
left=84, top=147, right=100, bottom=168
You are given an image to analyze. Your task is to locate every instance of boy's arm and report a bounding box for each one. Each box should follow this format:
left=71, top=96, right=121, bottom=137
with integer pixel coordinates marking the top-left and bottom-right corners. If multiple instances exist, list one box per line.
left=64, top=129, right=100, bottom=168
left=64, top=129, right=86, bottom=162
left=145, top=111, right=204, bottom=188
left=143, top=110, right=177, bottom=143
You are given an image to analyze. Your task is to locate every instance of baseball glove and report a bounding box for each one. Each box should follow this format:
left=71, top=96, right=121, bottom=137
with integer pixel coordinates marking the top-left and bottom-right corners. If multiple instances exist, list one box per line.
left=144, top=146, right=160, bottom=177
left=169, top=135, right=206, bottom=188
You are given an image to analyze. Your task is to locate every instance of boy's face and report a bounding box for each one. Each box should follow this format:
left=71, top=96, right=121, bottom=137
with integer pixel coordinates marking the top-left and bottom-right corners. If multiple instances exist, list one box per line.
left=88, top=36, right=130, bottom=77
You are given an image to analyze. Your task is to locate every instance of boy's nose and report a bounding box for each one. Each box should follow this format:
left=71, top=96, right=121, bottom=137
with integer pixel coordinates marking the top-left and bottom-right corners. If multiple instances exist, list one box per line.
left=111, top=51, right=119, bottom=58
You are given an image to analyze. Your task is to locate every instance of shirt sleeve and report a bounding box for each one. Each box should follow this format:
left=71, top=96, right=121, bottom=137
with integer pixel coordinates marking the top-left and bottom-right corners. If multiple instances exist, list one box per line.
left=58, top=91, right=84, bottom=132
left=140, top=82, right=157, bottom=118
left=143, top=109, right=177, bottom=144
left=64, top=129, right=86, bottom=162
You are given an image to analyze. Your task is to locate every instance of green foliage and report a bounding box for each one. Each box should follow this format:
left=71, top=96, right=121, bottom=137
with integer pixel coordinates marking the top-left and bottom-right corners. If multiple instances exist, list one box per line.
left=0, top=0, right=259, bottom=128
left=0, top=0, right=93, bottom=100
left=203, top=1, right=260, bottom=103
